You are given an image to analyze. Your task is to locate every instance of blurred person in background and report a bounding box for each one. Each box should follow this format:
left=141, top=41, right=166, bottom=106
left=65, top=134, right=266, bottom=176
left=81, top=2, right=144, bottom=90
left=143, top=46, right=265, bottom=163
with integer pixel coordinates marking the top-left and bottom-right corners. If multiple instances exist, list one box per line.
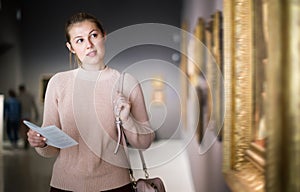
left=18, top=84, right=39, bottom=149
left=4, top=89, right=21, bottom=149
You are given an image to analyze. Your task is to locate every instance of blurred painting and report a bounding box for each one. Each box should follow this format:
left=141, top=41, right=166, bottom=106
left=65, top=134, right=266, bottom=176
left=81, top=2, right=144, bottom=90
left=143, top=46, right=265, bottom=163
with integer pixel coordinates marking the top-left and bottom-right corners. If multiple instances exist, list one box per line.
left=253, top=0, right=268, bottom=148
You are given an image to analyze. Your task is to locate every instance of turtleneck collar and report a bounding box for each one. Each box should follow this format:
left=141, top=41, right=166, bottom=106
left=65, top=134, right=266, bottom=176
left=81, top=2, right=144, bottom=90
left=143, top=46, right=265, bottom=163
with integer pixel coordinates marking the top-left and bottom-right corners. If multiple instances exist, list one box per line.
left=76, top=66, right=108, bottom=81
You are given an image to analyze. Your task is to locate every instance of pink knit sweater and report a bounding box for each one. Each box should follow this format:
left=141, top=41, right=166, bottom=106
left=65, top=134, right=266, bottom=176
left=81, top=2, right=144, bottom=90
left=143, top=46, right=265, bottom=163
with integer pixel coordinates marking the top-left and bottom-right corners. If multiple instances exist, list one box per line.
left=35, top=67, right=155, bottom=191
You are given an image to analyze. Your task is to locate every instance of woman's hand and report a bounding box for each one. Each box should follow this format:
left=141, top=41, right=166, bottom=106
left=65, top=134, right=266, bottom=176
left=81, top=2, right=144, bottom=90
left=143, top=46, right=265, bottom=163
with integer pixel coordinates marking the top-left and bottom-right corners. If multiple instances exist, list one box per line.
left=27, top=129, right=47, bottom=148
left=114, top=93, right=131, bottom=122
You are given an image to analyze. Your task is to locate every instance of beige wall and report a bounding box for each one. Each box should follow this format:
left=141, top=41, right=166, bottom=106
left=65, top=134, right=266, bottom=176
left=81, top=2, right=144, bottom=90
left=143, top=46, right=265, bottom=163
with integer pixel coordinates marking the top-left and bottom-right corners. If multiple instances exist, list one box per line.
left=181, top=0, right=230, bottom=191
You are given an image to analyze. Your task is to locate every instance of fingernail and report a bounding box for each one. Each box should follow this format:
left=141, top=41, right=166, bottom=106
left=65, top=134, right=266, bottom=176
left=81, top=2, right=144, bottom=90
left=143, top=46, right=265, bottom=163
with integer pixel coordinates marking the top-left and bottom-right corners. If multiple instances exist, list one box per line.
left=43, top=138, right=47, bottom=141
left=37, top=134, right=40, bottom=137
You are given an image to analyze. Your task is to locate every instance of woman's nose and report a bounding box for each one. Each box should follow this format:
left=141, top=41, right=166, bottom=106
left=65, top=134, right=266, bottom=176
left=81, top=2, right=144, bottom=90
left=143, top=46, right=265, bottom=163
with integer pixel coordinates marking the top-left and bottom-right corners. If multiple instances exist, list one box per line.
left=86, top=39, right=93, bottom=48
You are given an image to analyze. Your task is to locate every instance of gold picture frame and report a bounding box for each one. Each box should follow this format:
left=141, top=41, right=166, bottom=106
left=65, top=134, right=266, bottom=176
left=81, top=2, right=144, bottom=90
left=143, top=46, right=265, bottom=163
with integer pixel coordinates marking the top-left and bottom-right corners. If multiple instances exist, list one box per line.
left=265, top=0, right=300, bottom=191
left=222, top=0, right=265, bottom=191
left=187, top=13, right=224, bottom=144
left=222, top=0, right=300, bottom=191
left=211, top=11, right=223, bottom=141
left=180, top=21, right=189, bottom=130
left=193, top=17, right=206, bottom=143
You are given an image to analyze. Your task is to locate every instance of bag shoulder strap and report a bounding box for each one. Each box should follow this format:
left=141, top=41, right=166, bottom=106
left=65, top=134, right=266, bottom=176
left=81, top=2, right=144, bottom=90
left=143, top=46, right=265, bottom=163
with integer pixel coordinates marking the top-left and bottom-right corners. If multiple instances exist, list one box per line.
left=113, top=72, right=126, bottom=154
left=116, top=72, right=149, bottom=178
left=118, top=72, right=125, bottom=94
left=121, top=130, right=149, bottom=179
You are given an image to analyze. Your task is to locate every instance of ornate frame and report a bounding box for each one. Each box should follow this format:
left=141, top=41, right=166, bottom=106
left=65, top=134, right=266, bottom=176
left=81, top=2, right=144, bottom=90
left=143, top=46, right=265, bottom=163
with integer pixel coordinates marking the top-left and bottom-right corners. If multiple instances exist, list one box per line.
left=223, top=0, right=300, bottom=191
left=265, top=1, right=300, bottom=191
left=193, top=17, right=206, bottom=143
left=212, top=11, right=223, bottom=141
left=180, top=21, right=189, bottom=130
left=222, top=0, right=265, bottom=191
left=185, top=13, right=224, bottom=144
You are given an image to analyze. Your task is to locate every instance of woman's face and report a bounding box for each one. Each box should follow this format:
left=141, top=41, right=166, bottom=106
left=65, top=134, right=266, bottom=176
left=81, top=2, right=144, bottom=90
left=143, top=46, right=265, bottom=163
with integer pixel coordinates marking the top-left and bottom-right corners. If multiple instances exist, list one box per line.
left=66, top=20, right=105, bottom=66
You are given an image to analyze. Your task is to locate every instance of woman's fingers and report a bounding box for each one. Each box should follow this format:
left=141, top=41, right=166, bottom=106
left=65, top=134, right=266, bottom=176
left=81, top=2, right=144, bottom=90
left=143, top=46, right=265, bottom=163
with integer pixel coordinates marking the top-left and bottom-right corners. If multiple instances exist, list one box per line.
left=113, top=94, right=131, bottom=120
left=27, top=129, right=47, bottom=147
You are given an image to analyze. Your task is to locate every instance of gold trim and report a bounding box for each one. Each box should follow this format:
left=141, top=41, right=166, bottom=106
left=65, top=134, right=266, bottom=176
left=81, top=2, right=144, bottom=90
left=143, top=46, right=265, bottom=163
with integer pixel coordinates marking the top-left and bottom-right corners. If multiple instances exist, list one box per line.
left=223, top=0, right=265, bottom=191
left=225, top=162, right=264, bottom=192
left=223, top=0, right=300, bottom=191
left=264, top=1, right=282, bottom=190
left=286, top=2, right=300, bottom=190
left=180, top=21, right=189, bottom=129
left=233, top=0, right=253, bottom=170
left=212, top=11, right=223, bottom=139
left=245, top=143, right=265, bottom=172
left=193, top=18, right=206, bottom=143
left=223, top=0, right=234, bottom=172
left=266, top=1, right=300, bottom=191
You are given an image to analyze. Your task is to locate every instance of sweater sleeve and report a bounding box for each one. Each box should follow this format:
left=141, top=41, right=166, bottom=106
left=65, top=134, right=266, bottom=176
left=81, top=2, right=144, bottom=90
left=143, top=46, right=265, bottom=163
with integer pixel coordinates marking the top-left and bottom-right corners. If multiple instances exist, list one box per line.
left=121, top=74, right=155, bottom=149
left=35, top=74, right=60, bottom=158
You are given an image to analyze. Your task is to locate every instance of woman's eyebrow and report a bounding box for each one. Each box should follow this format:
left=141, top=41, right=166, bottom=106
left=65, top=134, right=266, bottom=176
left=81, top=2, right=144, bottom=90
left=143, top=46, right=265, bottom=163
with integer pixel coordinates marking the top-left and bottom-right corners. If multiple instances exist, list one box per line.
left=72, top=29, right=99, bottom=41
left=89, top=29, right=100, bottom=35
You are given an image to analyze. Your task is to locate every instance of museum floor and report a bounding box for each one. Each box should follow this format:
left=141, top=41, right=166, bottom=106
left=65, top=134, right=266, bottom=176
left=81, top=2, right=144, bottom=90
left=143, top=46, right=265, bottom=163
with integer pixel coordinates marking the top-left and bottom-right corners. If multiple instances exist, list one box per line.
left=0, top=139, right=195, bottom=192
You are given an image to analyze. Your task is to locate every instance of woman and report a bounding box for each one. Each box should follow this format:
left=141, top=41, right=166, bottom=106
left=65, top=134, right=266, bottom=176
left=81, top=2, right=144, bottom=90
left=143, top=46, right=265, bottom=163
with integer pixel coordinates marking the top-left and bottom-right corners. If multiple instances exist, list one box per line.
left=27, top=12, right=155, bottom=192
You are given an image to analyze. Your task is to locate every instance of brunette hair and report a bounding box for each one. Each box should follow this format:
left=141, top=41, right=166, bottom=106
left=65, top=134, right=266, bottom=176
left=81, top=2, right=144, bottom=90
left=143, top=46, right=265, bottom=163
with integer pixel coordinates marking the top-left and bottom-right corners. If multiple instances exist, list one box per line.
left=65, top=12, right=105, bottom=42
left=65, top=12, right=105, bottom=68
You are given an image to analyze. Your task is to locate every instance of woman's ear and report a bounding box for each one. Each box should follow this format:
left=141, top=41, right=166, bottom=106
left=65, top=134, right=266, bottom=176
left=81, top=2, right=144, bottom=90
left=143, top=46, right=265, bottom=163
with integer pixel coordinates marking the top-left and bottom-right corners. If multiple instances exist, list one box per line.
left=103, top=33, right=106, bottom=41
left=66, top=42, right=75, bottom=53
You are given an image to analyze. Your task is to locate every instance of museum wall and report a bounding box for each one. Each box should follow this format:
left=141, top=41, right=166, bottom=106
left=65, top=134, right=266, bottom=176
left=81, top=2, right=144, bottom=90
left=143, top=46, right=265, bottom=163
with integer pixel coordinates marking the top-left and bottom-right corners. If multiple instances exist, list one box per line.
left=0, top=0, right=22, bottom=97
left=181, top=0, right=230, bottom=191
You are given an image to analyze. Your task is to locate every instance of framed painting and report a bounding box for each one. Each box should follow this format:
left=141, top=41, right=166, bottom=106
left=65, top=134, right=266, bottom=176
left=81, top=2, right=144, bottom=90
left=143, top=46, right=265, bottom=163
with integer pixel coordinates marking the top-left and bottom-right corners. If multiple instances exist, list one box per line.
left=180, top=21, right=189, bottom=130
left=245, top=0, right=268, bottom=173
left=193, top=17, right=206, bottom=143
left=39, top=74, right=53, bottom=103
left=222, top=0, right=265, bottom=191
left=264, top=0, right=300, bottom=191
left=204, top=19, right=213, bottom=144
left=222, top=0, right=300, bottom=191
left=211, top=10, right=224, bottom=141
left=202, top=11, right=224, bottom=143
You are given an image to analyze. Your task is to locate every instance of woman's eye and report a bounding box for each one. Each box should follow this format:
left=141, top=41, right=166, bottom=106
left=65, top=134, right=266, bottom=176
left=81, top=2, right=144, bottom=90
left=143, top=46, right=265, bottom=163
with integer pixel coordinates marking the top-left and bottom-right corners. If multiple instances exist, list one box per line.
left=91, top=33, right=98, bottom=38
left=76, top=38, right=83, bottom=44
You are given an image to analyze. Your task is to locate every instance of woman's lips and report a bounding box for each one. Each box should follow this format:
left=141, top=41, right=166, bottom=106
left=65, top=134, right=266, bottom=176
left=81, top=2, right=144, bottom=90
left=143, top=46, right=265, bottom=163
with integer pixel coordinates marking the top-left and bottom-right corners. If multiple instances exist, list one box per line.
left=87, top=50, right=96, bottom=57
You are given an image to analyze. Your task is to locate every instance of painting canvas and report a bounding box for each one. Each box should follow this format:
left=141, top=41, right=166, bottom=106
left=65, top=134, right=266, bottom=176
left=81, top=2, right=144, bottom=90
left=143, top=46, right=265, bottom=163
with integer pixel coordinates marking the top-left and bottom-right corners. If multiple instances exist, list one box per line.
left=40, top=74, right=53, bottom=103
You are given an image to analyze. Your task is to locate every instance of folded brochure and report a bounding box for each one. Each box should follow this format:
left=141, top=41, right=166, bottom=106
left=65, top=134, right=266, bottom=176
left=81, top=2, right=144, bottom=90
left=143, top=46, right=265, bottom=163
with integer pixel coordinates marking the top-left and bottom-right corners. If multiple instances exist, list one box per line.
left=23, top=120, right=78, bottom=149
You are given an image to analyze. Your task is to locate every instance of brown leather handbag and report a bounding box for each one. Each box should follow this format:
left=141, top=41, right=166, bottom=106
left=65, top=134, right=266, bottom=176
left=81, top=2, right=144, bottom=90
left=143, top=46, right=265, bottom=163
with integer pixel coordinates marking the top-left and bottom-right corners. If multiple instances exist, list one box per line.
left=122, top=133, right=166, bottom=192
left=127, top=149, right=166, bottom=192
left=135, top=177, right=166, bottom=192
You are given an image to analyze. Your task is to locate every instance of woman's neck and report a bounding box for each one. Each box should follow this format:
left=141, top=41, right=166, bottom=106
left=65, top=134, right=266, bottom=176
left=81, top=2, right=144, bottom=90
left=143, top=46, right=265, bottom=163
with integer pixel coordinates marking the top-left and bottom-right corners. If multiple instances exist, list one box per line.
left=81, top=62, right=106, bottom=71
